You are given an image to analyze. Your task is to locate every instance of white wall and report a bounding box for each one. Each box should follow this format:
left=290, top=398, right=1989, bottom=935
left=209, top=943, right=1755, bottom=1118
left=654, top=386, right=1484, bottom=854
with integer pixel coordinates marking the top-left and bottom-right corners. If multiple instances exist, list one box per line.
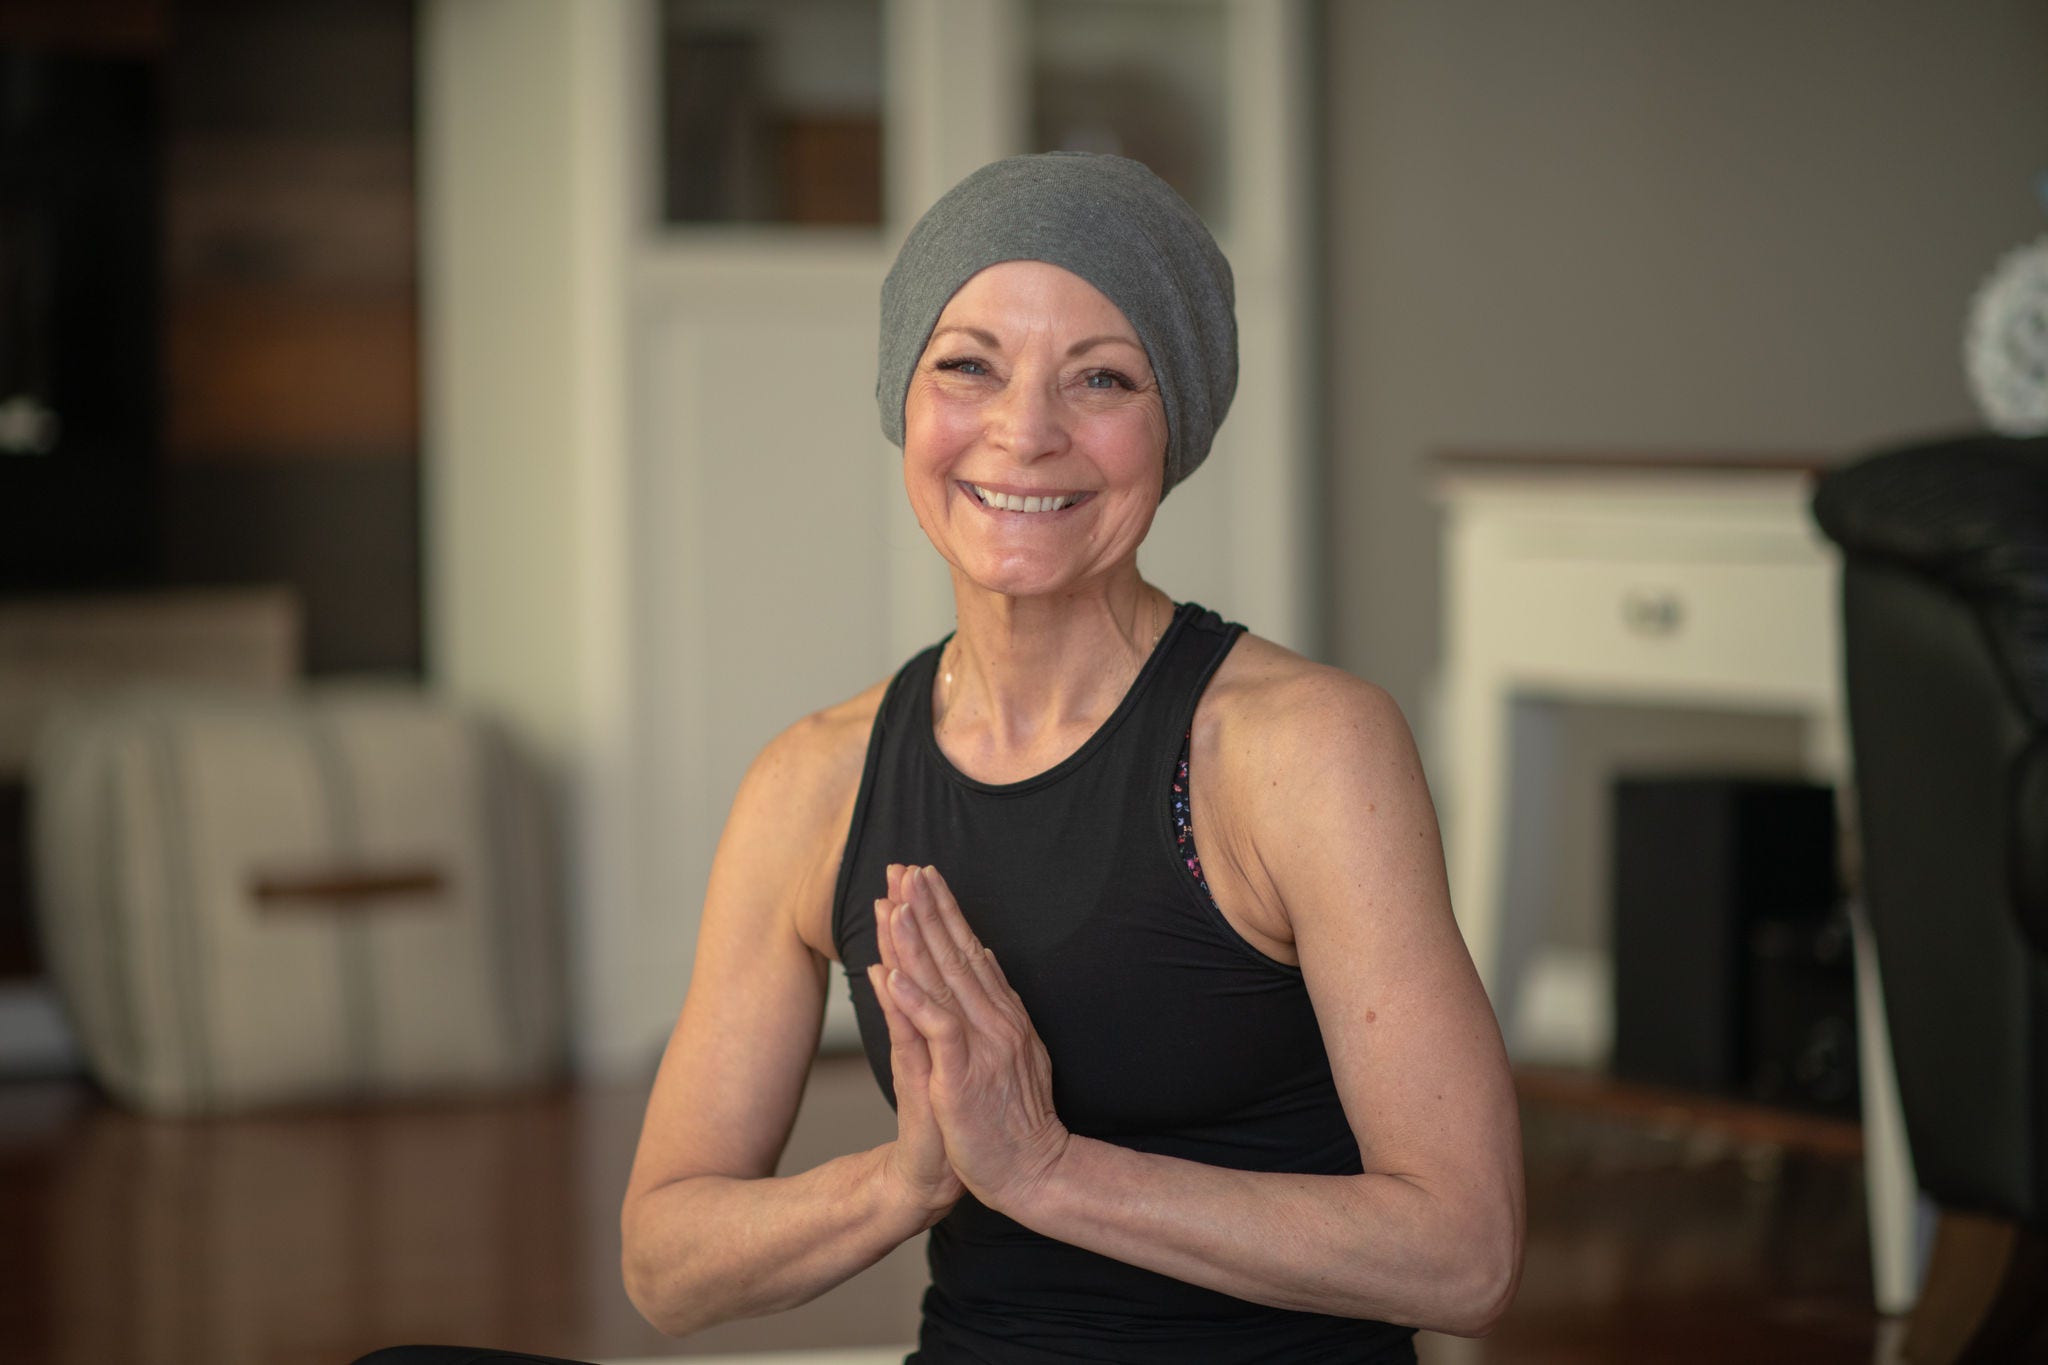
left=421, top=0, right=640, bottom=1075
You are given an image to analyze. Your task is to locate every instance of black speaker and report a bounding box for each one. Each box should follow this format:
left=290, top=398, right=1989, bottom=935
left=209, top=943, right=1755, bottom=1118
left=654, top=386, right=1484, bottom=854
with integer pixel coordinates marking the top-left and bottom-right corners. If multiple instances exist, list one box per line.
left=1610, top=776, right=1840, bottom=1095
left=1746, top=910, right=1860, bottom=1115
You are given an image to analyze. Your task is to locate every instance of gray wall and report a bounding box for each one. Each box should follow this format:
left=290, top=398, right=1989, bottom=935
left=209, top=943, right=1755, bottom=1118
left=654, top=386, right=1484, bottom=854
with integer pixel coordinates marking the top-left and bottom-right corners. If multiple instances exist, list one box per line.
left=1325, top=0, right=2048, bottom=714
left=1322, top=0, right=2048, bottom=957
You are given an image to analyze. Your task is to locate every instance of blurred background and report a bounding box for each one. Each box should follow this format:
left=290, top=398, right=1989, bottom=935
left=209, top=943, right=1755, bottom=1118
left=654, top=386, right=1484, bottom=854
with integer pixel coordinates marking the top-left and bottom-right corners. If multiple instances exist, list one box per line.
left=1, top=1, right=2045, bottom=1362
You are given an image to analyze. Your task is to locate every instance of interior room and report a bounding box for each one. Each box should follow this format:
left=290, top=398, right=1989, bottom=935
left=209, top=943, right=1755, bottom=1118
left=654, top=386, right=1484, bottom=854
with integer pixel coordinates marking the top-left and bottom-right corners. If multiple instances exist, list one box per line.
left=3, top=1, right=2045, bottom=1362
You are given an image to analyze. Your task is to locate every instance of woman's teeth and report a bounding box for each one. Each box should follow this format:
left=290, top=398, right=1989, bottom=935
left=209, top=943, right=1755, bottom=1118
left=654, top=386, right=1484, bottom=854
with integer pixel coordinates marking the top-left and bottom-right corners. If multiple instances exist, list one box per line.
left=970, top=484, right=1082, bottom=513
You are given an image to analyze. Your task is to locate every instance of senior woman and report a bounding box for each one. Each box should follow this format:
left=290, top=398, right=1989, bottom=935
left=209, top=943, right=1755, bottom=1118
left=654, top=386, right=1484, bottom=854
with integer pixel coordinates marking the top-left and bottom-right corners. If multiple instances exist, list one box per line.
left=356, top=152, right=1520, bottom=1365
left=618, top=152, right=1523, bottom=1363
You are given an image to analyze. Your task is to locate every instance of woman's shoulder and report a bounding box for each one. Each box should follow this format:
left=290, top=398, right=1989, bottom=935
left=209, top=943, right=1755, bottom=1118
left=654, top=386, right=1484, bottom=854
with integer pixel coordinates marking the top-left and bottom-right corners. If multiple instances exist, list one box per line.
left=744, top=674, right=895, bottom=821
left=1199, top=629, right=1430, bottom=825
left=720, top=673, right=898, bottom=957
left=1202, top=629, right=1408, bottom=754
left=1186, top=629, right=1432, bottom=956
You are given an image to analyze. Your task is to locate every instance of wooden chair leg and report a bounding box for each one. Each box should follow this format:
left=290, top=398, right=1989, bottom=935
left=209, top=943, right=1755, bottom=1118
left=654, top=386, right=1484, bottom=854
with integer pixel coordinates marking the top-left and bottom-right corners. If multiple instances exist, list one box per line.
left=1903, top=1209, right=2048, bottom=1363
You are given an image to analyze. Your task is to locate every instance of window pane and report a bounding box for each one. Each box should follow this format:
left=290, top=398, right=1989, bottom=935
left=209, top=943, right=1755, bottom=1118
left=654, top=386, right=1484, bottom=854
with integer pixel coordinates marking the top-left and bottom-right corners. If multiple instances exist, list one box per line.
left=1028, top=0, right=1228, bottom=232
left=660, top=0, right=884, bottom=226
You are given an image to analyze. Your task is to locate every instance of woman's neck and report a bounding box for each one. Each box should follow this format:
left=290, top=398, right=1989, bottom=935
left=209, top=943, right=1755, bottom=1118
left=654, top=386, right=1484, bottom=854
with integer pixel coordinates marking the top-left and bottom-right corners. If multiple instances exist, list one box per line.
left=935, top=572, right=1174, bottom=765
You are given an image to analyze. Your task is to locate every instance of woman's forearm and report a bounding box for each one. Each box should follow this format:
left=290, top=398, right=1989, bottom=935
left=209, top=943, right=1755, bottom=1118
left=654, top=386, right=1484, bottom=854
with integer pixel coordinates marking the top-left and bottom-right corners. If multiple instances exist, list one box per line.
left=622, top=1141, right=938, bottom=1337
left=875, top=865, right=1522, bottom=1335
left=1001, top=1136, right=1522, bottom=1336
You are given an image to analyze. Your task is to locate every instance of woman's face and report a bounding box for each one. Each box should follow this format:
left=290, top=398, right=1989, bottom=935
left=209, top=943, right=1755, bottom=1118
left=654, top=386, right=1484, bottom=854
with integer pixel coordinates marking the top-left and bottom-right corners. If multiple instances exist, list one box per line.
left=902, top=260, right=1168, bottom=601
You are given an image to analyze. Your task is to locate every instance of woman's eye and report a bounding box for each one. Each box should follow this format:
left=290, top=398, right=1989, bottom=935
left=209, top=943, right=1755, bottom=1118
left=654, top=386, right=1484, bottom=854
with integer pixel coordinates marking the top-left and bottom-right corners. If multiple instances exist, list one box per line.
left=935, top=358, right=989, bottom=377
left=1083, top=370, right=1134, bottom=391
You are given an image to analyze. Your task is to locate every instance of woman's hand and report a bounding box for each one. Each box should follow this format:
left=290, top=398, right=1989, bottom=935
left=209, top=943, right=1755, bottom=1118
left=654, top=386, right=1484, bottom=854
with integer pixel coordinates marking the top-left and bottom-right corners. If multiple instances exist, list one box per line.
left=871, top=863, right=964, bottom=1225
left=882, top=865, right=1071, bottom=1213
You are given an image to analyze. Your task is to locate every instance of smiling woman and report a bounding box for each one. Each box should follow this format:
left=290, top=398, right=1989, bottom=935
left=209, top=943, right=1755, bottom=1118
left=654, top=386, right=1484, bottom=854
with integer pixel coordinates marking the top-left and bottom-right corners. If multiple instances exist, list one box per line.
left=615, top=151, right=1524, bottom=1364
left=901, top=262, right=1170, bottom=605
left=363, top=151, right=1521, bottom=1365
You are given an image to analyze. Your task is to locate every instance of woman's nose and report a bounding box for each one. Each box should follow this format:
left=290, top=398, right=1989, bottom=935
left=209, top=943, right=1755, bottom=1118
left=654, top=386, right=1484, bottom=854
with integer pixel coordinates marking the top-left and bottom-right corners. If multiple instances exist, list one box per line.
left=986, top=376, right=1068, bottom=459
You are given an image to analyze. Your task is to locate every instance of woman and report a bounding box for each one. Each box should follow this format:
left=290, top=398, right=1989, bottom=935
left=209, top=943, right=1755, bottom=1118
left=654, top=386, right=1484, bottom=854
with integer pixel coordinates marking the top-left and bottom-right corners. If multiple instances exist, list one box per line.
left=619, top=152, right=1524, bottom=1363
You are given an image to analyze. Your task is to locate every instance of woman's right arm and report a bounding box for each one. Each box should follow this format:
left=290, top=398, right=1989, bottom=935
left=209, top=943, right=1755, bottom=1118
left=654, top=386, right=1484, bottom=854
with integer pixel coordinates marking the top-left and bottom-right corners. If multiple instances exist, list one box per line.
left=620, top=701, right=955, bottom=1337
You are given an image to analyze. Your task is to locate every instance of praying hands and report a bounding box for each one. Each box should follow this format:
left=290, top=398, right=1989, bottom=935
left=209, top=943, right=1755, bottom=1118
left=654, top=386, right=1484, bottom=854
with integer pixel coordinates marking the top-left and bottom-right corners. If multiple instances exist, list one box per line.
left=869, top=864, right=1072, bottom=1216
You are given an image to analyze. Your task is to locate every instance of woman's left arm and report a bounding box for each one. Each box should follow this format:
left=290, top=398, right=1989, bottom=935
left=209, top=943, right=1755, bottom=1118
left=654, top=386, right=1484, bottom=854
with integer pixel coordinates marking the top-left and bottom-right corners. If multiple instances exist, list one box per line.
left=879, top=672, right=1524, bottom=1337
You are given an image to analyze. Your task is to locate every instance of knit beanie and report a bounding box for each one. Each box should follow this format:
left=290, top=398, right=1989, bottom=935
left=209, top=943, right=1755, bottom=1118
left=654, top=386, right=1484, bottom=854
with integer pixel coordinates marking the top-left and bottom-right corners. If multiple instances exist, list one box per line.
left=876, top=152, right=1237, bottom=497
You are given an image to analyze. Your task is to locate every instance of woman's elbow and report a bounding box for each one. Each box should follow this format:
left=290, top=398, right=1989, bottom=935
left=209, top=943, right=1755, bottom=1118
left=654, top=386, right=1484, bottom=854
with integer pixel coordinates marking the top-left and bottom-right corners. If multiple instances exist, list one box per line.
left=621, top=1238, right=690, bottom=1338
left=621, top=1193, right=719, bottom=1339
left=622, top=1248, right=736, bottom=1339
left=1452, top=1249, right=1521, bottom=1337
left=1440, top=1205, right=1523, bottom=1337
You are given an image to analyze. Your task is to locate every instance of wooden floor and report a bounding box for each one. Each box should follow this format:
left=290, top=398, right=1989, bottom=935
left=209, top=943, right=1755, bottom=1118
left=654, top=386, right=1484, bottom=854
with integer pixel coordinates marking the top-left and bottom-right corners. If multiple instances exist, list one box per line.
left=0, top=1055, right=1903, bottom=1365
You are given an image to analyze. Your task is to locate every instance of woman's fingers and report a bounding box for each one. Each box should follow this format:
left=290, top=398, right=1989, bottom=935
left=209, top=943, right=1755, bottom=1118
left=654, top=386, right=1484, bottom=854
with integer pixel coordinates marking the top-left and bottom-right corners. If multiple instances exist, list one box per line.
left=878, top=864, right=909, bottom=970
left=874, top=899, right=903, bottom=975
left=972, top=932, right=1031, bottom=1026
left=890, top=891, right=1009, bottom=1034
left=868, top=965, right=962, bottom=1217
left=867, top=960, right=931, bottom=1078
left=868, top=960, right=918, bottom=1048
left=883, top=956, right=971, bottom=1079
left=879, top=871, right=992, bottom=1038
left=888, top=900, right=962, bottom=1013
left=869, top=904, right=942, bottom=1088
left=902, top=868, right=982, bottom=989
left=908, top=866, right=1014, bottom=1007
left=883, top=875, right=1070, bottom=1215
left=880, top=864, right=1017, bottom=1043
left=909, top=865, right=980, bottom=962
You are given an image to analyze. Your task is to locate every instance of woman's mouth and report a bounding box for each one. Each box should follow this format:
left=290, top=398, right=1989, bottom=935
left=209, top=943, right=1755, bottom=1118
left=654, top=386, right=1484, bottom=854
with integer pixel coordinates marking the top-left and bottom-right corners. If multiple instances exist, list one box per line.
left=964, top=482, right=1091, bottom=513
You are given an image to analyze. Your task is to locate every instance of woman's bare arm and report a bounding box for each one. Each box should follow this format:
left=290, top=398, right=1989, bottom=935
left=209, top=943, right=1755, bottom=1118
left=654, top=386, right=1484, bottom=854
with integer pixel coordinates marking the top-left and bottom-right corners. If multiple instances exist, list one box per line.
left=620, top=693, right=957, bottom=1337
left=877, top=666, right=1524, bottom=1335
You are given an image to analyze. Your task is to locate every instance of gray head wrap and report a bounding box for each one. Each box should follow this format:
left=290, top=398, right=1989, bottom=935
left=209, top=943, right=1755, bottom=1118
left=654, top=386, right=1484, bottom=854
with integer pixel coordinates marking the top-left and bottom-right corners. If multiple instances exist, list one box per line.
left=876, top=152, right=1237, bottom=497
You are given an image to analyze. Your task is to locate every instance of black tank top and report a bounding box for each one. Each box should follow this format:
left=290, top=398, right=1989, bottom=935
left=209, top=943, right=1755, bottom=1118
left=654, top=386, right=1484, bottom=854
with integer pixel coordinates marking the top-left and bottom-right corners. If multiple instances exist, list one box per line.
left=832, top=602, right=1418, bottom=1364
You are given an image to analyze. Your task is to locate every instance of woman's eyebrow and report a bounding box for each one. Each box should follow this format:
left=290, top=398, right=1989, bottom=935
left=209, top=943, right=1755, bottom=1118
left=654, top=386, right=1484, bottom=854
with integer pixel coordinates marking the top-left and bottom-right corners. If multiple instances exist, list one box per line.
left=1066, top=334, right=1144, bottom=358
left=928, top=325, right=1144, bottom=357
left=930, top=324, right=1001, bottom=348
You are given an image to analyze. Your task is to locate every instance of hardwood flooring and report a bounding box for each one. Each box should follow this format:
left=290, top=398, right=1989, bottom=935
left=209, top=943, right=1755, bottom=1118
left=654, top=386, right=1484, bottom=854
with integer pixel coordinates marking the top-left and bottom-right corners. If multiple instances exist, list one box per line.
left=0, top=1056, right=1899, bottom=1364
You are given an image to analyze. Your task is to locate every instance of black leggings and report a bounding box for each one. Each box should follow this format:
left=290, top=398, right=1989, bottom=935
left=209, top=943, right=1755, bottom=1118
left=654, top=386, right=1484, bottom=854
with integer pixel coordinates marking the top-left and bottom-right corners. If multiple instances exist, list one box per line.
left=352, top=1350, right=597, bottom=1364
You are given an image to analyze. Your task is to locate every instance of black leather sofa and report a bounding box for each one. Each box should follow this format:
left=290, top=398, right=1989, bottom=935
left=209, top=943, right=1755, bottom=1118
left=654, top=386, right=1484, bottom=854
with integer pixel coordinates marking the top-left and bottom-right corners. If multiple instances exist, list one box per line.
left=1812, top=433, right=2048, bottom=1362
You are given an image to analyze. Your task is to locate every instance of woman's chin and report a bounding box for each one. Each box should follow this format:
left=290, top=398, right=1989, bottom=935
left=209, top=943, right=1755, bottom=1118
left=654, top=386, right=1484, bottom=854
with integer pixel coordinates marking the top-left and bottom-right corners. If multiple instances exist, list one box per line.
left=948, top=554, right=1106, bottom=602
left=955, top=571, right=1069, bottom=601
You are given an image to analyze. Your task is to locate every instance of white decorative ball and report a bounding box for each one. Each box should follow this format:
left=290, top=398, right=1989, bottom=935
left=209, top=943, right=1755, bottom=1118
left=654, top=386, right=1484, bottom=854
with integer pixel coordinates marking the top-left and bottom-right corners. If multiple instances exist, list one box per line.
left=1966, top=234, right=2048, bottom=436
